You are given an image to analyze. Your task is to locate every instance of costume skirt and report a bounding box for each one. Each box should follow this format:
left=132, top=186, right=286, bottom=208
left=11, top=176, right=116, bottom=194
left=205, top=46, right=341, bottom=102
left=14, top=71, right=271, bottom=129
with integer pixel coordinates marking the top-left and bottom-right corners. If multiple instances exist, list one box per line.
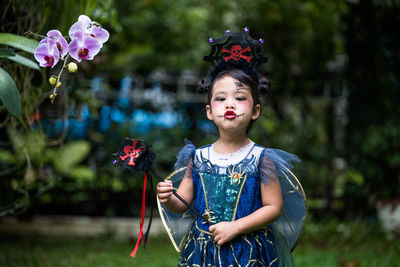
left=178, top=222, right=279, bottom=267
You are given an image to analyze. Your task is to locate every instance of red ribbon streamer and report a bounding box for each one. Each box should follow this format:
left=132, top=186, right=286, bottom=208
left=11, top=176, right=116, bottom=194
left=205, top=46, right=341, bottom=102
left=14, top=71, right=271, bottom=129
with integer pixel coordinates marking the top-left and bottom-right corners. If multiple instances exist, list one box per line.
left=130, top=172, right=147, bottom=257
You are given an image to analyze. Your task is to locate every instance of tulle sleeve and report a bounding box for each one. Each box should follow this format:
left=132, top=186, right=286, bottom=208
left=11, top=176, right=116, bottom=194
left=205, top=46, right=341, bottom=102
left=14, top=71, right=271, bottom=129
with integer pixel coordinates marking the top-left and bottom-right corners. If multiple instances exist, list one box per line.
left=259, top=153, right=279, bottom=184
left=260, top=148, right=306, bottom=258
left=259, top=148, right=300, bottom=184
left=174, top=138, right=196, bottom=170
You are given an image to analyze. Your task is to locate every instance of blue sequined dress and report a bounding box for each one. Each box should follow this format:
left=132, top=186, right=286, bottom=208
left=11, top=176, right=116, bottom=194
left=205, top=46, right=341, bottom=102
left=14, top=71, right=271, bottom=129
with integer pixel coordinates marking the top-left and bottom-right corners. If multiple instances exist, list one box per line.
left=157, top=140, right=306, bottom=267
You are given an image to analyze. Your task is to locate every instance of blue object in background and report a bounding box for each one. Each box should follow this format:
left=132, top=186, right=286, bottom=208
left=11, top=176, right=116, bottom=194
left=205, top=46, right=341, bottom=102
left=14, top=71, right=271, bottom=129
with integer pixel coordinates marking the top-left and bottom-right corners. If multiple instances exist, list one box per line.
left=98, top=106, right=112, bottom=133
left=131, top=109, right=182, bottom=133
left=67, top=104, right=92, bottom=140
left=38, top=76, right=187, bottom=140
left=116, top=76, right=132, bottom=109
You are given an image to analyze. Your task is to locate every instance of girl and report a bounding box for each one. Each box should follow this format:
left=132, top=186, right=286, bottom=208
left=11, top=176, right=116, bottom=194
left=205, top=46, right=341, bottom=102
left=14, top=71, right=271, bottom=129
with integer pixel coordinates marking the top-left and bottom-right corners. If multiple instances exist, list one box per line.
left=157, top=30, right=306, bottom=267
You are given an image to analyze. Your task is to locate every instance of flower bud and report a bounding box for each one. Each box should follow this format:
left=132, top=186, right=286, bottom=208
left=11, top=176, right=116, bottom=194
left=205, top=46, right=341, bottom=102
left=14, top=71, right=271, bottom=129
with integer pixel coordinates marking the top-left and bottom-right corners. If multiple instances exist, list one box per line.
left=67, top=62, right=78, bottom=73
left=49, top=93, right=57, bottom=100
left=56, top=81, right=62, bottom=88
left=49, top=75, right=57, bottom=85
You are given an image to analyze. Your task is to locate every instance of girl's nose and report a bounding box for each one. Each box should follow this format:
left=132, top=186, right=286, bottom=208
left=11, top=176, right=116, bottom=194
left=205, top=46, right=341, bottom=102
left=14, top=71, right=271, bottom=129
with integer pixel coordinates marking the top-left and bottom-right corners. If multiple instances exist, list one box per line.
left=225, top=101, right=235, bottom=109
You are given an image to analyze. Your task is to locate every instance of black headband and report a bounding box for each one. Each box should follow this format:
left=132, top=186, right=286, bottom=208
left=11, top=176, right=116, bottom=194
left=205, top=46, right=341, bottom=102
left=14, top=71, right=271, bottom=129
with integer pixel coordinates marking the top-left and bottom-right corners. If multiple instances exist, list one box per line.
left=204, top=28, right=268, bottom=83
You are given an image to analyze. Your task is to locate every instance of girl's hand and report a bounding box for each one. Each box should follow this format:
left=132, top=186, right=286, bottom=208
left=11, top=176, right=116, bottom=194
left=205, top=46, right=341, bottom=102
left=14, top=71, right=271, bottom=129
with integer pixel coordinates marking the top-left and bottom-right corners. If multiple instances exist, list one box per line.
left=209, top=221, right=240, bottom=246
left=157, top=180, right=174, bottom=203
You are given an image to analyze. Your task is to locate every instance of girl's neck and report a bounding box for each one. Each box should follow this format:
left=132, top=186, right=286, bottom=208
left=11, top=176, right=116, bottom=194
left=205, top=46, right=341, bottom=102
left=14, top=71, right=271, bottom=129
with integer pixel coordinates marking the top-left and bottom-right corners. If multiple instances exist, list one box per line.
left=213, top=132, right=250, bottom=154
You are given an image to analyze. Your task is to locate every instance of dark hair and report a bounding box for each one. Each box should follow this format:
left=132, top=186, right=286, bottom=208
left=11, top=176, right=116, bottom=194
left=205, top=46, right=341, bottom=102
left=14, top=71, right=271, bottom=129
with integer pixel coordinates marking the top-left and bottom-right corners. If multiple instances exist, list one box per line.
left=198, top=69, right=271, bottom=133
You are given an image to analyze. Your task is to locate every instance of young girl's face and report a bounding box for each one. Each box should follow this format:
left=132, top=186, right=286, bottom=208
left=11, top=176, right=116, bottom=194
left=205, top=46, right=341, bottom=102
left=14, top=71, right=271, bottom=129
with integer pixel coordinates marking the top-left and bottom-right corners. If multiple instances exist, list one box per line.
left=206, top=75, right=261, bottom=134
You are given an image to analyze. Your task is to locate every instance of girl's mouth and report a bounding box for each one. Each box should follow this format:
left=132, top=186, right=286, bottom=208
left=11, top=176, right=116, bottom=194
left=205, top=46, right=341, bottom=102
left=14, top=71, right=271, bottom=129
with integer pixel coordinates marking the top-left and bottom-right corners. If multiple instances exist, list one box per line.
left=224, top=110, right=237, bottom=120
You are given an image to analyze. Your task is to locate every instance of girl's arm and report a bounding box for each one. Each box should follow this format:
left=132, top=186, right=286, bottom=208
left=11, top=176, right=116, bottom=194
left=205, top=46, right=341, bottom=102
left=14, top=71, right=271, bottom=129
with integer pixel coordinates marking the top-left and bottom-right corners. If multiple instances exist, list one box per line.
left=156, top=160, right=194, bottom=213
left=236, top=177, right=283, bottom=233
left=209, top=169, right=283, bottom=245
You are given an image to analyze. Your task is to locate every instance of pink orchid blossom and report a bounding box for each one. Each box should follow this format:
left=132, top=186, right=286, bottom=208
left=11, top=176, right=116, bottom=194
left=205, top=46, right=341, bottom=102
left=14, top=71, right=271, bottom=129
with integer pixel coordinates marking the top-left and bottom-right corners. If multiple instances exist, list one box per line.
left=41, top=30, right=69, bottom=58
left=69, top=15, right=109, bottom=46
left=34, top=38, right=59, bottom=68
left=68, top=31, right=101, bottom=62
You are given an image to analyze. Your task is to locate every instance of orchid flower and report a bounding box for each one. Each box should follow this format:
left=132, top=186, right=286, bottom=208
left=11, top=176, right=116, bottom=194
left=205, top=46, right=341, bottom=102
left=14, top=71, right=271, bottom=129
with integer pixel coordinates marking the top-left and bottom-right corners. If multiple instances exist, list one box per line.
left=42, top=30, right=68, bottom=58
left=34, top=38, right=59, bottom=68
left=31, top=14, right=109, bottom=103
left=69, top=15, right=109, bottom=46
left=68, top=31, right=101, bottom=62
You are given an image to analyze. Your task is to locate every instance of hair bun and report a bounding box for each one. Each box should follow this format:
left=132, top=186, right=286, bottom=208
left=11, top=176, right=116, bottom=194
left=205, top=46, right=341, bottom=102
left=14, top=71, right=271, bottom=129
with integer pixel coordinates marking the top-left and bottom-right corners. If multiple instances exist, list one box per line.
left=258, top=78, right=271, bottom=94
left=197, top=79, right=211, bottom=93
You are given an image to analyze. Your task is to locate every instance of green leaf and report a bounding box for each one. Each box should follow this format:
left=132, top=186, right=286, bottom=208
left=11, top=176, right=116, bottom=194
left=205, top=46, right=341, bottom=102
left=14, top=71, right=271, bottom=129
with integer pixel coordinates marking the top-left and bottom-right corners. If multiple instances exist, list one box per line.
left=7, top=54, right=40, bottom=70
left=347, top=169, right=365, bottom=186
left=54, top=141, right=91, bottom=173
left=68, top=166, right=95, bottom=182
left=0, top=67, right=21, bottom=116
left=0, top=33, right=39, bottom=54
left=0, top=48, right=15, bottom=57
left=0, top=148, right=16, bottom=164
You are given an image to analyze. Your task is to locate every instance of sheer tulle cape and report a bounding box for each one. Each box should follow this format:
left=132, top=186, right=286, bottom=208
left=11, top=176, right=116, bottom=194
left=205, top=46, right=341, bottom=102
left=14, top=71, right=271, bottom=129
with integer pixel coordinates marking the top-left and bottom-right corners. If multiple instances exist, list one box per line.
left=157, top=140, right=307, bottom=258
left=156, top=139, right=196, bottom=252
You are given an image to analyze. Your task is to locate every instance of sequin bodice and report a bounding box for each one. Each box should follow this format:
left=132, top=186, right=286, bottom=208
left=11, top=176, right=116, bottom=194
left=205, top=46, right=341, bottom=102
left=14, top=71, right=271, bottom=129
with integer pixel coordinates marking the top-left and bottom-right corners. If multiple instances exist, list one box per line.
left=192, top=143, right=264, bottom=230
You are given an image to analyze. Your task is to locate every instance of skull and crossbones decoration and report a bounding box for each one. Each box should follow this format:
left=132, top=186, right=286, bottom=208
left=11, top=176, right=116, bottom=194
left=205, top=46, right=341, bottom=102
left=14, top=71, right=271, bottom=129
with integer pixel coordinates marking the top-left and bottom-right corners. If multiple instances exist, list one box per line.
left=222, top=45, right=251, bottom=63
left=119, top=139, right=146, bottom=166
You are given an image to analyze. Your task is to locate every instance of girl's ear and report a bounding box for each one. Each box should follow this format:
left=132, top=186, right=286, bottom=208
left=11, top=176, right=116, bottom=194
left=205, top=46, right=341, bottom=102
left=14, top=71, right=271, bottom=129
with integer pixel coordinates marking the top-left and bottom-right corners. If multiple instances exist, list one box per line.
left=252, top=104, right=261, bottom=120
left=206, top=105, right=213, bottom=121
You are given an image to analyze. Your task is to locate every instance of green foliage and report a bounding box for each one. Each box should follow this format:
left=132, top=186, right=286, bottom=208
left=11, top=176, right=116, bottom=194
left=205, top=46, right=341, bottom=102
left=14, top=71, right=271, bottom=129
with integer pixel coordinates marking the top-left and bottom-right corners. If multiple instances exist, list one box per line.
left=54, top=141, right=91, bottom=174
left=0, top=129, right=92, bottom=215
left=0, top=48, right=15, bottom=57
left=344, top=0, right=400, bottom=202
left=0, top=68, right=21, bottom=116
left=0, top=0, right=119, bottom=215
left=0, top=33, right=39, bottom=54
left=0, top=33, right=40, bottom=116
left=334, top=169, right=364, bottom=198
left=0, top=149, right=15, bottom=164
left=67, top=167, right=96, bottom=186
left=6, top=54, right=40, bottom=70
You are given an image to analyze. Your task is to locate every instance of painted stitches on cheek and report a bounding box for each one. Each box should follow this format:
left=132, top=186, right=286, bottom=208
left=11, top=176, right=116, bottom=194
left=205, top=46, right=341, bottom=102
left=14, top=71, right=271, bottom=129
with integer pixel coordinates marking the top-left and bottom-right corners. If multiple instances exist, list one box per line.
left=217, top=112, right=245, bottom=120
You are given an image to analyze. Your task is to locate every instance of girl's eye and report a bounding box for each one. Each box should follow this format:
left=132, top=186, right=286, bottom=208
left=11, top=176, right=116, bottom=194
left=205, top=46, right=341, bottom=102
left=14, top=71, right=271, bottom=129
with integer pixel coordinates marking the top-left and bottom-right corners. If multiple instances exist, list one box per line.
left=236, top=97, right=246, bottom=101
left=215, top=97, right=225, bottom=101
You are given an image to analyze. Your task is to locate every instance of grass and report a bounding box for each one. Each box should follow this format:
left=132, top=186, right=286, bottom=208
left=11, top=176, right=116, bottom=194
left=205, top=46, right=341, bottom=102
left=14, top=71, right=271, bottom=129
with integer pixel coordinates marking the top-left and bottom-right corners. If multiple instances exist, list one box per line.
left=0, top=220, right=399, bottom=267
left=293, top=219, right=400, bottom=267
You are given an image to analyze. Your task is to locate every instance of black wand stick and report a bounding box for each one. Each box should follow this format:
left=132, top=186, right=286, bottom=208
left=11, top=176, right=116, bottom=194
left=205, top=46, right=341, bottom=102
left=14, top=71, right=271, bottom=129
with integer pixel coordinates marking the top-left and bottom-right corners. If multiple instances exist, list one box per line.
left=148, top=168, right=213, bottom=225
left=114, top=138, right=213, bottom=225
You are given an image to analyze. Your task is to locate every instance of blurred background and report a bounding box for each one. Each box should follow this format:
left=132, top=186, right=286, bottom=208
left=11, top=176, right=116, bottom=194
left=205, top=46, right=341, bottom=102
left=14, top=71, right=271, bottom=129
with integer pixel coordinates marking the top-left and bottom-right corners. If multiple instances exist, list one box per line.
left=0, top=0, right=399, bottom=266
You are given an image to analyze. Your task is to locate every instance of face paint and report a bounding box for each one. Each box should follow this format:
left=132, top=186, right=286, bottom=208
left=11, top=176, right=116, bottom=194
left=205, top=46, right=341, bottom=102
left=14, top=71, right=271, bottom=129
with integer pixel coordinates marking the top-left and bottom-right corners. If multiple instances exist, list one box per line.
left=207, top=76, right=257, bottom=132
left=234, top=81, right=247, bottom=91
left=216, top=111, right=245, bottom=120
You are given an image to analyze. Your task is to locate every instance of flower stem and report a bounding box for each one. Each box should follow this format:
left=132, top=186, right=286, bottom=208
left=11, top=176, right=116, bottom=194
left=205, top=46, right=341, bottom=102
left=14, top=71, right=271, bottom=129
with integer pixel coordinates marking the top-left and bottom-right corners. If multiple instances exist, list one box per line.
left=50, top=54, right=70, bottom=104
left=24, top=31, right=46, bottom=40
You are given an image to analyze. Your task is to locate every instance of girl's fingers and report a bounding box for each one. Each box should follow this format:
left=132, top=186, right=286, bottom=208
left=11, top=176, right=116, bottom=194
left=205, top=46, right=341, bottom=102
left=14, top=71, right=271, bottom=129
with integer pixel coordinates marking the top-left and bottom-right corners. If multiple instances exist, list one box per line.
left=157, top=181, right=174, bottom=202
left=157, top=181, right=172, bottom=187
left=158, top=193, right=173, bottom=203
left=213, top=235, right=224, bottom=245
left=158, top=192, right=172, bottom=199
left=157, top=186, right=173, bottom=193
left=157, top=182, right=173, bottom=193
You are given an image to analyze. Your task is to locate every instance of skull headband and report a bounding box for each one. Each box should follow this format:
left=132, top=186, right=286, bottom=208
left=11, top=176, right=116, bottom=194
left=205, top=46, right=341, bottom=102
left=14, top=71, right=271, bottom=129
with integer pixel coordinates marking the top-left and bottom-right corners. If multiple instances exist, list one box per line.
left=204, top=28, right=268, bottom=83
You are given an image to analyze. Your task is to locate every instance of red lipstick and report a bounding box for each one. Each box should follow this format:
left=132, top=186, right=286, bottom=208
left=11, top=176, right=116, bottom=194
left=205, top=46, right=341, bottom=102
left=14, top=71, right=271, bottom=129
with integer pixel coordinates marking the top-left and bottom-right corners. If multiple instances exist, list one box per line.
left=224, top=110, right=237, bottom=119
